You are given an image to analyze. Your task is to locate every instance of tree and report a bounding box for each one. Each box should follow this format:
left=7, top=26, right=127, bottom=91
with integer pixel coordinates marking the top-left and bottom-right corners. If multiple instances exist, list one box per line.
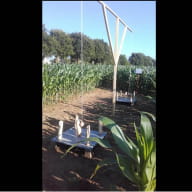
left=42, top=25, right=130, bottom=65
left=42, top=25, right=57, bottom=59
left=129, top=53, right=156, bottom=66
left=118, top=54, right=130, bottom=65
left=94, top=39, right=105, bottom=64
left=50, top=29, right=74, bottom=63
left=83, top=35, right=95, bottom=63
left=70, top=33, right=95, bottom=64
left=70, top=33, right=81, bottom=64
left=103, top=42, right=113, bottom=65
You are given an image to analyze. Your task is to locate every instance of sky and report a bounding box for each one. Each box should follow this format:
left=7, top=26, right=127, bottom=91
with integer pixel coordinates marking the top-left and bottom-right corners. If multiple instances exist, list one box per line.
left=42, top=1, right=156, bottom=60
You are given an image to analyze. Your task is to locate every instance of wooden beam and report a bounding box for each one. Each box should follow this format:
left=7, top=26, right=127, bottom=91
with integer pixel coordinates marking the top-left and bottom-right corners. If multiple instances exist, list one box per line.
left=98, top=1, right=133, bottom=32
left=101, top=4, right=114, bottom=58
left=98, top=1, right=133, bottom=116
left=114, top=17, right=119, bottom=64
left=116, top=26, right=127, bottom=64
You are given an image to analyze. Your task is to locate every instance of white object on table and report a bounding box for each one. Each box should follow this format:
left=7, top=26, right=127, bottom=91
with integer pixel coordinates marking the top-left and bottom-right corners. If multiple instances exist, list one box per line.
left=58, top=120, right=64, bottom=140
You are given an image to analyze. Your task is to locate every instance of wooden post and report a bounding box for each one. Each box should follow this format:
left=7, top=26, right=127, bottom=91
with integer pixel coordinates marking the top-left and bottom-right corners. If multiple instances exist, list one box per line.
left=58, top=120, right=64, bottom=140
left=98, top=1, right=133, bottom=116
left=112, top=64, right=118, bottom=116
left=84, top=151, right=92, bottom=159
left=112, top=17, right=119, bottom=116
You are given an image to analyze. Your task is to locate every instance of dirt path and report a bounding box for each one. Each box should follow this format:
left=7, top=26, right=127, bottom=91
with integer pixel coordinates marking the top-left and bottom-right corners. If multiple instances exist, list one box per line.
left=43, top=88, right=155, bottom=191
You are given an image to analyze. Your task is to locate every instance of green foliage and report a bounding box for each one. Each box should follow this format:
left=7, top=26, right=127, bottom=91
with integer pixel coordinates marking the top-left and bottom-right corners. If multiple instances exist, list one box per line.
left=62, top=137, right=112, bottom=159
left=42, top=25, right=57, bottom=59
left=50, top=29, right=74, bottom=62
left=118, top=54, right=130, bottom=66
left=116, top=65, right=156, bottom=95
left=103, top=42, right=113, bottom=65
left=63, top=112, right=156, bottom=191
left=83, top=35, right=95, bottom=63
left=70, top=33, right=81, bottom=64
left=42, top=63, right=113, bottom=104
left=129, top=53, right=155, bottom=66
left=145, top=77, right=156, bottom=103
left=43, top=25, right=156, bottom=67
left=42, top=25, right=113, bottom=65
left=42, top=63, right=156, bottom=104
left=94, top=113, right=156, bottom=191
left=93, top=39, right=105, bottom=63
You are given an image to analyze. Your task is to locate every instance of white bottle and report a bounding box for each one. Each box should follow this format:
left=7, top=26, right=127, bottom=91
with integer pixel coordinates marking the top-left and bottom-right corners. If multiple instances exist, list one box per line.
left=79, top=120, right=85, bottom=128
left=86, top=124, right=90, bottom=138
left=77, top=119, right=82, bottom=137
left=75, top=115, right=82, bottom=137
left=74, top=115, right=79, bottom=137
left=58, top=120, right=64, bottom=140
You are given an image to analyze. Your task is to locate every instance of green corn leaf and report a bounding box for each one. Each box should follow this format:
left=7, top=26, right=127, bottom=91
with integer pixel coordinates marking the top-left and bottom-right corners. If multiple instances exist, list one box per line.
left=115, top=153, right=140, bottom=184
left=144, top=144, right=156, bottom=182
left=85, top=137, right=112, bottom=148
left=136, top=120, right=150, bottom=162
left=134, top=122, right=146, bottom=164
left=140, top=142, right=156, bottom=189
left=134, top=122, right=143, bottom=147
left=98, top=116, right=116, bottom=127
left=145, top=95, right=153, bottom=100
left=61, top=137, right=112, bottom=159
left=144, top=178, right=156, bottom=191
left=99, top=117, right=139, bottom=163
left=126, top=135, right=140, bottom=158
left=150, top=77, right=156, bottom=89
left=90, top=158, right=117, bottom=179
left=140, top=113, right=154, bottom=157
left=140, top=111, right=156, bottom=122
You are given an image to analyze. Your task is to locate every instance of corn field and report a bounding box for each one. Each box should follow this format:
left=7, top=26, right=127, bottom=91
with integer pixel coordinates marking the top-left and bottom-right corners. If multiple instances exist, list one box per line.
left=42, top=63, right=156, bottom=104
left=117, top=65, right=156, bottom=95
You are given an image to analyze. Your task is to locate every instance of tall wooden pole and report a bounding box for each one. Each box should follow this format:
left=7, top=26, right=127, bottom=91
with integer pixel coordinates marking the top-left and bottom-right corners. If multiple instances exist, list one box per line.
left=112, top=18, right=119, bottom=116
left=98, top=1, right=132, bottom=116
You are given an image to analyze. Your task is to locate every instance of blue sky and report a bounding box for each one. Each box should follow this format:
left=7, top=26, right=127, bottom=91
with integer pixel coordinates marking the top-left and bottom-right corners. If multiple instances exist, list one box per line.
left=43, top=1, right=156, bottom=60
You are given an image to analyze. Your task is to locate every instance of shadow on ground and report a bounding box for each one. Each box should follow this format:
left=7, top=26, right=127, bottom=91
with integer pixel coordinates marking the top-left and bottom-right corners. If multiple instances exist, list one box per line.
left=42, top=88, right=155, bottom=191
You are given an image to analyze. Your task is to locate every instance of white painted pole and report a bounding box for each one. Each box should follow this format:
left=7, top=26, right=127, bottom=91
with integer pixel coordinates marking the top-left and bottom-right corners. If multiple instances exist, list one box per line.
left=114, top=17, right=119, bottom=60
left=112, top=64, right=117, bottom=115
left=112, top=17, right=120, bottom=116
left=98, top=1, right=133, bottom=116
left=117, top=26, right=127, bottom=62
left=101, top=4, right=114, bottom=58
left=98, top=1, right=133, bottom=32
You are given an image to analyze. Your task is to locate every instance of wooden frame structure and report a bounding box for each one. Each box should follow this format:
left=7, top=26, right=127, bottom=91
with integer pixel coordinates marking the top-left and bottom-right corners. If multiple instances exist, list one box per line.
left=98, top=1, right=133, bottom=116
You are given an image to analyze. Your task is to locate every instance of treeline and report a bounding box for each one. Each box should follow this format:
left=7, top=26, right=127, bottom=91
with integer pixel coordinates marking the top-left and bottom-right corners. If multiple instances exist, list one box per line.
left=43, top=24, right=114, bottom=64
left=43, top=24, right=155, bottom=66
left=129, top=53, right=156, bottom=66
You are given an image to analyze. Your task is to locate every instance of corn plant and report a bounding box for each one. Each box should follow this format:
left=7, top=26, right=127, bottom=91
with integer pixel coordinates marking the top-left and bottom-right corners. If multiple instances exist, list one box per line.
left=64, top=112, right=156, bottom=191
left=42, top=63, right=113, bottom=104
left=42, top=63, right=156, bottom=104
left=145, top=77, right=156, bottom=103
